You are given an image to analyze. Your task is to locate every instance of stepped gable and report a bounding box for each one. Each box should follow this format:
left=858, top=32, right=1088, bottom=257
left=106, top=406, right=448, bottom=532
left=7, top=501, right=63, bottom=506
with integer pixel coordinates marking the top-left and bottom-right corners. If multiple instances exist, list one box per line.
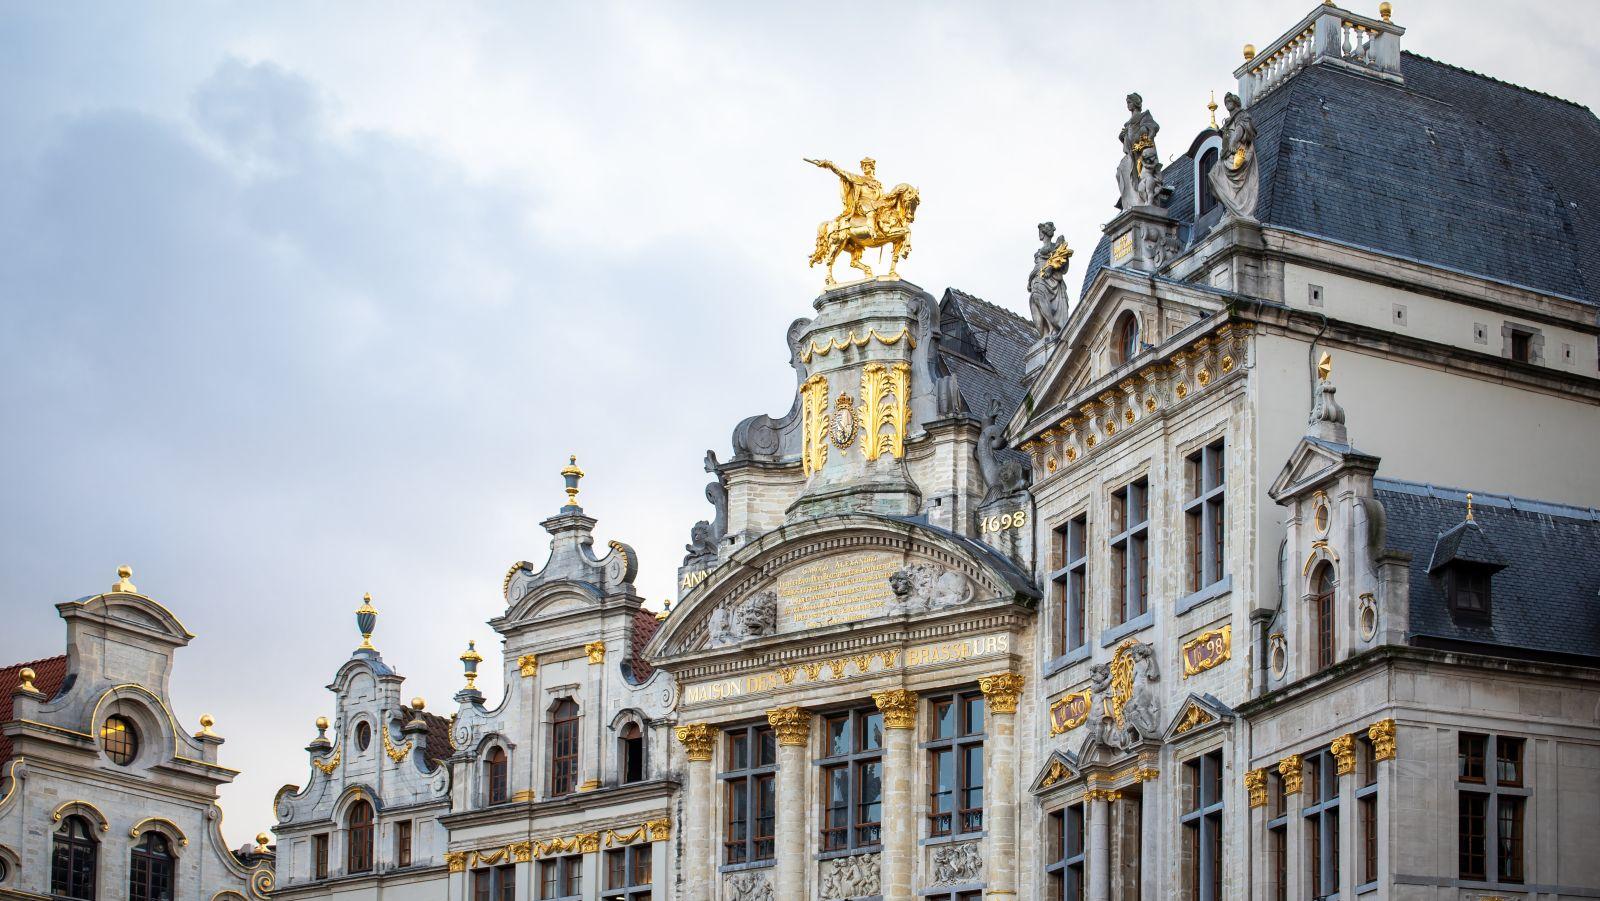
left=1376, top=479, right=1600, bottom=663
left=0, top=655, right=68, bottom=768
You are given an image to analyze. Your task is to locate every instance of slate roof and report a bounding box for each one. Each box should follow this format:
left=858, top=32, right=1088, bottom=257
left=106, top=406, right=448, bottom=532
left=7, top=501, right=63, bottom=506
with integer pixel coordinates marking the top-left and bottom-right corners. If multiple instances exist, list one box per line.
left=0, top=655, right=69, bottom=769
left=1376, top=479, right=1600, bottom=663
left=934, top=288, right=1034, bottom=421
left=1083, top=52, right=1600, bottom=304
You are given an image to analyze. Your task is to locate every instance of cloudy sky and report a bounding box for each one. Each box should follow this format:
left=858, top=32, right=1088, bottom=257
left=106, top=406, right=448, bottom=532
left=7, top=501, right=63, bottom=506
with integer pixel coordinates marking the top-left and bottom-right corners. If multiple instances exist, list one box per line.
left=3, top=1, right=1596, bottom=847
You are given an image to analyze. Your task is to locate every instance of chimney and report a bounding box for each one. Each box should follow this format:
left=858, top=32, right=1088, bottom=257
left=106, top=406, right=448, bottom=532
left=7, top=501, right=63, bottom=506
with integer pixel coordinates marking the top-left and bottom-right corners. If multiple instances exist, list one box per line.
left=1234, top=3, right=1405, bottom=106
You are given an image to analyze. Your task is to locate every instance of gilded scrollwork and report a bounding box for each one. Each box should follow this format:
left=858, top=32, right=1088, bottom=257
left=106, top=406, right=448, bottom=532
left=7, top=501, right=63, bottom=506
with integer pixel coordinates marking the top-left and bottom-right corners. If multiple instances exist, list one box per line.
left=859, top=360, right=912, bottom=461
left=800, top=373, right=831, bottom=476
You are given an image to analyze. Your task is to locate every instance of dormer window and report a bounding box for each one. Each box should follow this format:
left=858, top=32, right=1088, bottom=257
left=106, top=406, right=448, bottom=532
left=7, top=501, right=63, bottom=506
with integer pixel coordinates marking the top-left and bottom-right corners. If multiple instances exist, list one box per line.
left=1445, top=565, right=1492, bottom=620
left=1113, top=312, right=1141, bottom=366
left=620, top=723, right=645, bottom=784
left=1197, top=146, right=1220, bottom=216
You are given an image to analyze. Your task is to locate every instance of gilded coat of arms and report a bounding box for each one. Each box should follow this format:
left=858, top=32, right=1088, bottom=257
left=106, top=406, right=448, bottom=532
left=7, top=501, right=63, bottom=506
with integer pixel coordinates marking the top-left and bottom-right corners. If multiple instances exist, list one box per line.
left=830, top=391, right=858, bottom=449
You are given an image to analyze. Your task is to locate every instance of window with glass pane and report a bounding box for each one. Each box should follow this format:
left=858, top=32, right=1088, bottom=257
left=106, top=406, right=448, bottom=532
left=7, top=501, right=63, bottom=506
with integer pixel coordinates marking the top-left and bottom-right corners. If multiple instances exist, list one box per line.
left=51, top=816, right=98, bottom=900
left=551, top=698, right=580, bottom=796
left=101, top=714, right=139, bottom=765
left=486, top=745, right=509, bottom=804
left=1184, top=440, right=1226, bottom=593
left=1310, top=564, right=1336, bottom=671
left=1110, top=478, right=1150, bottom=623
left=1302, top=752, right=1339, bottom=899
left=346, top=799, right=374, bottom=873
left=722, top=724, right=777, bottom=864
left=313, top=833, right=329, bottom=880
left=1355, top=737, right=1378, bottom=887
left=818, top=707, right=885, bottom=851
left=396, top=819, right=412, bottom=868
left=927, top=691, right=985, bottom=837
left=540, top=855, right=583, bottom=899
left=1044, top=804, right=1085, bottom=900
left=129, top=833, right=175, bottom=901
left=1266, top=771, right=1287, bottom=901
left=1458, top=732, right=1527, bottom=885
left=601, top=845, right=653, bottom=900
left=621, top=722, right=646, bottom=784
left=1050, top=515, right=1089, bottom=655
left=473, top=865, right=515, bottom=901
left=1181, top=750, right=1224, bottom=901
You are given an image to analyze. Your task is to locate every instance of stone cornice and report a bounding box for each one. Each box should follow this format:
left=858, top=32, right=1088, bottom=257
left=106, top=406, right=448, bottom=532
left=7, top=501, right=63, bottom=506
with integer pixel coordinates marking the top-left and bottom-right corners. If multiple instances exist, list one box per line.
left=438, top=778, right=676, bottom=830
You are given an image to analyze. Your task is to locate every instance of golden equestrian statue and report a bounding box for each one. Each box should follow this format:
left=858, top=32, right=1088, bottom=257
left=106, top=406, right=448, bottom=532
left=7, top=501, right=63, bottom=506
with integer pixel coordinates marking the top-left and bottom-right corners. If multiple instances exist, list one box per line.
left=806, top=157, right=920, bottom=288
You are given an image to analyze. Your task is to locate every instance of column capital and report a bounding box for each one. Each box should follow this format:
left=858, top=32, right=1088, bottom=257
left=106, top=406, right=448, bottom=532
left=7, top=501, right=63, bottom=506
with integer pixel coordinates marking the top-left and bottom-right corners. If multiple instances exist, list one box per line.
left=978, top=671, right=1026, bottom=714
left=675, top=722, right=716, bottom=761
left=1368, top=718, right=1396, bottom=760
left=1330, top=733, right=1356, bottom=775
left=1278, top=753, right=1303, bottom=794
left=584, top=641, right=606, bottom=664
left=766, top=706, right=812, bottom=745
left=871, top=689, right=918, bottom=729
left=1084, top=788, right=1122, bottom=803
left=1245, top=768, right=1268, bottom=808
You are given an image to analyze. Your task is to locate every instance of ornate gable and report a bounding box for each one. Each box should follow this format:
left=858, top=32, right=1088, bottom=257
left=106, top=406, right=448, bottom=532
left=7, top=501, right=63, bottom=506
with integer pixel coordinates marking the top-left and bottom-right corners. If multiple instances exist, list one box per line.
left=1163, top=693, right=1235, bottom=743
left=1030, top=749, right=1081, bottom=795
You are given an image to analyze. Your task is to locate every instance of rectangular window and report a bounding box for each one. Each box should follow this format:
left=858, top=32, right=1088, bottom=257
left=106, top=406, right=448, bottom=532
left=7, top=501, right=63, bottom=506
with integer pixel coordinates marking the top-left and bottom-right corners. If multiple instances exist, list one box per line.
left=395, top=819, right=412, bottom=868
left=550, top=699, right=581, bottom=796
left=1460, top=792, right=1488, bottom=881
left=474, top=869, right=492, bottom=901
left=1051, top=515, right=1089, bottom=655
left=1356, top=736, right=1378, bottom=887
left=496, top=865, right=515, bottom=901
left=1458, top=732, right=1527, bottom=885
left=818, top=707, right=885, bottom=851
left=1303, top=751, right=1340, bottom=899
left=1510, top=329, right=1532, bottom=363
left=1110, top=477, right=1150, bottom=623
left=1497, top=797, right=1525, bottom=883
left=313, top=833, right=329, bottom=880
left=1181, top=750, right=1224, bottom=901
left=721, top=724, right=777, bottom=864
left=540, top=855, right=583, bottom=900
left=1184, top=440, right=1226, bottom=594
left=1495, top=737, right=1524, bottom=787
left=1044, top=803, right=1086, bottom=900
left=928, top=691, right=986, bottom=837
left=1459, top=733, right=1487, bottom=783
left=601, top=845, right=653, bottom=900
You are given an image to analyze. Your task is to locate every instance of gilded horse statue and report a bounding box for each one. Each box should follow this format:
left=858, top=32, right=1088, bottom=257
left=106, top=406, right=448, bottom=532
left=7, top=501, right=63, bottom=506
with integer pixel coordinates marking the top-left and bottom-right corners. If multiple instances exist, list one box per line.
left=806, top=157, right=920, bottom=287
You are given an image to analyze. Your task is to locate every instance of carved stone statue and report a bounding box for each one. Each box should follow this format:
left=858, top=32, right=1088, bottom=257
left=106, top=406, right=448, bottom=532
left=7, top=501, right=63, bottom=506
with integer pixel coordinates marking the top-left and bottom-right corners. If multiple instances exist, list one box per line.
left=930, top=841, right=984, bottom=886
left=1116, top=93, right=1167, bottom=209
left=1086, top=662, right=1117, bottom=747
left=1208, top=92, right=1259, bottom=219
left=977, top=401, right=1028, bottom=505
left=807, top=157, right=920, bottom=287
left=707, top=588, right=779, bottom=648
left=888, top=564, right=974, bottom=614
left=1116, top=642, right=1162, bottom=748
left=1028, top=221, right=1073, bottom=339
left=1144, top=222, right=1183, bottom=268
left=704, top=450, right=729, bottom=542
left=819, top=852, right=881, bottom=899
left=726, top=872, right=773, bottom=901
left=683, top=521, right=718, bottom=566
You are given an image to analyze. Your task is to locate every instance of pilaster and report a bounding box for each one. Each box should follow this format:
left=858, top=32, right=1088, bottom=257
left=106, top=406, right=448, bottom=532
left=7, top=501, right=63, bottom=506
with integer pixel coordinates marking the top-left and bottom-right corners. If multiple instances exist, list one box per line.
left=873, top=690, right=918, bottom=900
left=768, top=706, right=812, bottom=901
left=676, top=723, right=716, bottom=901
left=978, top=673, right=1024, bottom=898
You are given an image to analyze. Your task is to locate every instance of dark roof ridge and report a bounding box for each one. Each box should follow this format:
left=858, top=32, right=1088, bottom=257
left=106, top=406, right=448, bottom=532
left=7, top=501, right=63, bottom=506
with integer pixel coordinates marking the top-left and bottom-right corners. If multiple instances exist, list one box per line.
left=1402, top=50, right=1592, bottom=113
left=1373, top=477, right=1600, bottom=522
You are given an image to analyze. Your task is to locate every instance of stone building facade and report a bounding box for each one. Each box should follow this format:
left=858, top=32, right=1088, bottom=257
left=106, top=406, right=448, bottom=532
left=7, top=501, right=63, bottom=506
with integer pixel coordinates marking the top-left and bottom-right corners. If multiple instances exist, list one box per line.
left=0, top=569, right=274, bottom=900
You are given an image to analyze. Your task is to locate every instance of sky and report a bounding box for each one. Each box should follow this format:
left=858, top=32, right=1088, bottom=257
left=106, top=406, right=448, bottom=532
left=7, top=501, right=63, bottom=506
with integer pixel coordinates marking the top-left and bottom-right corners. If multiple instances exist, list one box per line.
left=2, top=0, right=1597, bottom=848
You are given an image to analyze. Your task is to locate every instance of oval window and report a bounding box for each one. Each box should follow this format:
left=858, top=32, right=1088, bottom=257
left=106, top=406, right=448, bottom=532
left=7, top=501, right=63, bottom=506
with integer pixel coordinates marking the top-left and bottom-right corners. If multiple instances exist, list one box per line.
left=101, top=715, right=139, bottom=765
left=356, top=721, right=372, bottom=751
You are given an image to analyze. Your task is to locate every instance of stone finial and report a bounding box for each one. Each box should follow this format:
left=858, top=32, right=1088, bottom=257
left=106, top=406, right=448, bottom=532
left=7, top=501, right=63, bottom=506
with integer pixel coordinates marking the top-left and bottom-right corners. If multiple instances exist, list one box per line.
left=655, top=600, right=672, bottom=622
left=355, top=593, right=378, bottom=651
left=560, top=455, right=585, bottom=511
left=1466, top=493, right=1475, bottom=522
left=459, top=640, right=483, bottom=690
left=14, top=667, right=40, bottom=696
left=112, top=565, right=137, bottom=594
left=410, top=697, right=426, bottom=712
left=767, top=706, right=813, bottom=745
left=254, top=832, right=271, bottom=854
left=1243, top=43, right=1256, bottom=61
left=315, top=716, right=329, bottom=735
left=196, top=714, right=218, bottom=738
left=1207, top=91, right=1219, bottom=129
left=1379, top=1, right=1392, bottom=22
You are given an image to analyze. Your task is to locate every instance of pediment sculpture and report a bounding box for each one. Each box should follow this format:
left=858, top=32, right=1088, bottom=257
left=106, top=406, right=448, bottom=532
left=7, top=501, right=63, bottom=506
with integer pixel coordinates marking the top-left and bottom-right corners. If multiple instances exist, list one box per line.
left=1028, top=221, right=1073, bottom=339
left=1116, top=93, right=1169, bottom=210
left=706, top=588, right=779, bottom=648
left=1088, top=640, right=1162, bottom=751
left=888, top=563, right=974, bottom=614
left=1207, top=92, right=1258, bottom=220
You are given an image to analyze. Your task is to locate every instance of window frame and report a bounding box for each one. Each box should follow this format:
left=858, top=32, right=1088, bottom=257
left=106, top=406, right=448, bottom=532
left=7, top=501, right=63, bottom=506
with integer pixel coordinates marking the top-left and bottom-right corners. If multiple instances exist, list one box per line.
left=550, top=698, right=581, bottom=797
left=1310, top=563, right=1336, bottom=671
left=486, top=745, right=510, bottom=805
left=1301, top=751, right=1340, bottom=900
left=620, top=721, right=646, bottom=785
left=346, top=799, right=375, bottom=874
left=1183, top=439, right=1227, bottom=594
left=1044, top=802, right=1086, bottom=900
left=539, top=854, right=584, bottom=900
left=601, top=844, right=653, bottom=900
left=721, top=723, right=777, bottom=866
left=1355, top=736, right=1379, bottom=891
left=1110, top=476, right=1150, bottom=624
left=1266, top=770, right=1288, bottom=901
left=472, top=864, right=516, bottom=901
left=925, top=691, right=986, bottom=838
left=129, top=832, right=176, bottom=901
left=50, top=815, right=99, bottom=900
left=817, top=707, right=885, bottom=853
left=1050, top=514, right=1090, bottom=657
left=1457, top=732, right=1528, bottom=885
left=395, top=819, right=413, bottom=869
left=1113, top=311, right=1141, bottom=366
left=1181, top=749, right=1225, bottom=901
left=101, top=714, right=139, bottom=766
left=312, top=832, right=329, bottom=880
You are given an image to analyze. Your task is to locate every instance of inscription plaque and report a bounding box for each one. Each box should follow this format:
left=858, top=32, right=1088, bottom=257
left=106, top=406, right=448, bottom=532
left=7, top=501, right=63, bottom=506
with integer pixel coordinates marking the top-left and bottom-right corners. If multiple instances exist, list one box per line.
left=774, top=551, right=900, bottom=630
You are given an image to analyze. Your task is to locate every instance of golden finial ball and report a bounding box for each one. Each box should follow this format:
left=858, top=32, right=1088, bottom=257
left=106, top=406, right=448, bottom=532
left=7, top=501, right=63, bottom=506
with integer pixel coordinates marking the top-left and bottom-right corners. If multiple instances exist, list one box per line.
left=255, top=832, right=270, bottom=848
left=1378, top=1, right=1392, bottom=21
left=20, top=667, right=35, bottom=682
left=315, top=716, right=329, bottom=731
left=118, top=565, right=132, bottom=579
left=1243, top=43, right=1256, bottom=61
left=410, top=697, right=426, bottom=711
left=200, top=714, right=215, bottom=728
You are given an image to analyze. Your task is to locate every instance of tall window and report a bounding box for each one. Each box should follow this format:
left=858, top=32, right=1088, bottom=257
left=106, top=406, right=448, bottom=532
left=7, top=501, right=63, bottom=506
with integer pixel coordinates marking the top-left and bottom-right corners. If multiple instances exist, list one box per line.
left=1266, top=772, right=1288, bottom=901
left=551, top=699, right=580, bottom=796
left=50, top=815, right=98, bottom=899
left=101, top=715, right=139, bottom=765
left=602, top=845, right=652, bottom=900
left=928, top=691, right=985, bottom=837
left=346, top=799, right=374, bottom=874
left=486, top=746, right=509, bottom=804
left=1184, top=440, right=1226, bottom=593
left=1310, top=563, right=1336, bottom=671
left=1051, top=515, right=1089, bottom=655
left=473, top=865, right=515, bottom=901
left=1303, top=752, right=1340, bottom=900
left=395, top=819, right=413, bottom=869
left=1459, top=732, right=1526, bottom=884
left=620, top=722, right=646, bottom=784
left=722, top=724, right=777, bottom=864
left=540, top=855, right=583, bottom=900
left=819, top=707, right=884, bottom=852
left=312, top=833, right=329, bottom=880
left=1356, top=737, right=1378, bottom=887
left=129, top=833, right=175, bottom=901
left=1197, top=147, right=1220, bottom=216
left=1113, top=312, right=1141, bottom=365
left=1111, top=477, right=1150, bottom=623
left=1181, top=750, right=1224, bottom=901
left=1045, top=803, right=1086, bottom=900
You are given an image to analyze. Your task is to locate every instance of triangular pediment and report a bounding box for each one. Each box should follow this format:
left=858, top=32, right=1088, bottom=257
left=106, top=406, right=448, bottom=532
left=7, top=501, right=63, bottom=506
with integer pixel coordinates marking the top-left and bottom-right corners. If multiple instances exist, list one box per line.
left=1269, top=436, right=1379, bottom=503
left=1030, top=749, right=1081, bottom=795
left=1163, top=693, right=1235, bottom=743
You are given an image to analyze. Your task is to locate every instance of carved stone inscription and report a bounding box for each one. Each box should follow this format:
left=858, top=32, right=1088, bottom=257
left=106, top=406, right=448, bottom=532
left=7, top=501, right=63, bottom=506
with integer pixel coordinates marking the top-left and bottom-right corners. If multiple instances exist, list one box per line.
left=775, top=551, right=900, bottom=630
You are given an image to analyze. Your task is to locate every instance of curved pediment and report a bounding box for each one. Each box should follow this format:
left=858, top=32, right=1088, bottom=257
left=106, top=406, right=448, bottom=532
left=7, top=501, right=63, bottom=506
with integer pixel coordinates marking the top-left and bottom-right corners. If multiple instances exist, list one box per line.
left=501, top=580, right=602, bottom=626
left=646, top=513, right=1037, bottom=661
left=65, top=593, right=194, bottom=644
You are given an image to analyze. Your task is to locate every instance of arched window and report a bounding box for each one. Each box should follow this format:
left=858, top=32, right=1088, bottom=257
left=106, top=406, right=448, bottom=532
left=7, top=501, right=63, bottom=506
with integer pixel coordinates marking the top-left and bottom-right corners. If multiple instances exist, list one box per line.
left=346, top=800, right=374, bottom=874
left=551, top=699, right=580, bottom=796
left=101, top=715, right=139, bottom=766
left=620, top=722, right=645, bottom=784
left=50, top=815, right=98, bottom=899
left=1311, top=563, right=1336, bottom=671
left=486, top=745, right=509, bottom=804
left=1113, top=312, right=1141, bottom=366
left=1197, top=147, right=1220, bottom=216
left=355, top=721, right=372, bottom=752
left=129, top=833, right=175, bottom=901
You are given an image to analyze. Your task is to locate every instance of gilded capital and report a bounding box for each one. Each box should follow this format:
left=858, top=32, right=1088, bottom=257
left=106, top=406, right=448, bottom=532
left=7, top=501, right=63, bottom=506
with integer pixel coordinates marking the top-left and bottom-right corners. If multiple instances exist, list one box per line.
left=1330, top=734, right=1356, bottom=776
left=871, top=690, right=918, bottom=730
left=584, top=641, right=606, bottom=665
left=517, top=654, right=538, bottom=678
left=675, top=723, right=716, bottom=761
left=766, top=706, right=812, bottom=745
left=1244, top=768, right=1268, bottom=808
left=978, top=672, right=1026, bottom=714
left=1369, top=718, right=1396, bottom=760
left=1279, top=754, right=1304, bottom=795
left=1084, top=788, right=1121, bottom=803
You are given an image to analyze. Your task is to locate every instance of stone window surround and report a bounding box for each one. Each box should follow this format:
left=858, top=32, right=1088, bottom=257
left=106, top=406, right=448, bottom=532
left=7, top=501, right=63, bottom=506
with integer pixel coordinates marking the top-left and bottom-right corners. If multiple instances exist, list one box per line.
left=719, top=722, right=777, bottom=868
left=1302, top=750, right=1341, bottom=899
left=600, top=843, right=653, bottom=900
left=1043, top=801, right=1087, bottom=900
left=1182, top=437, right=1228, bottom=596
left=1501, top=322, right=1544, bottom=364
left=1108, top=475, right=1152, bottom=626
left=816, top=706, right=886, bottom=857
left=1047, top=510, right=1092, bottom=661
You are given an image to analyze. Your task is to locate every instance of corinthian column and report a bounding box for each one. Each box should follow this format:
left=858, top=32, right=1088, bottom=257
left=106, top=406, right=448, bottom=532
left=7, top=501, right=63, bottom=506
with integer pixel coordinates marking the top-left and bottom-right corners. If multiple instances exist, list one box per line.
left=872, top=689, right=918, bottom=901
left=675, top=723, right=716, bottom=901
left=978, top=672, right=1025, bottom=900
left=767, top=707, right=812, bottom=901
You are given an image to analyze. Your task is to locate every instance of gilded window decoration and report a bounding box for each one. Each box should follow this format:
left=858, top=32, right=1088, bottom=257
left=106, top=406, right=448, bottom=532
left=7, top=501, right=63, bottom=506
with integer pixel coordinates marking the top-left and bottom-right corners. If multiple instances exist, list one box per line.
left=859, top=361, right=912, bottom=461
left=800, top=374, right=831, bottom=476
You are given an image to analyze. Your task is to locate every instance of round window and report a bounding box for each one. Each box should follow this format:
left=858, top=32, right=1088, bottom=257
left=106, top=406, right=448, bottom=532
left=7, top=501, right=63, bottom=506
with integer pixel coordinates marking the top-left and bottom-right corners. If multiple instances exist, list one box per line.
left=0, top=855, right=10, bottom=882
left=101, top=715, right=139, bottom=765
left=356, top=721, right=372, bottom=751
left=1313, top=501, right=1330, bottom=536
